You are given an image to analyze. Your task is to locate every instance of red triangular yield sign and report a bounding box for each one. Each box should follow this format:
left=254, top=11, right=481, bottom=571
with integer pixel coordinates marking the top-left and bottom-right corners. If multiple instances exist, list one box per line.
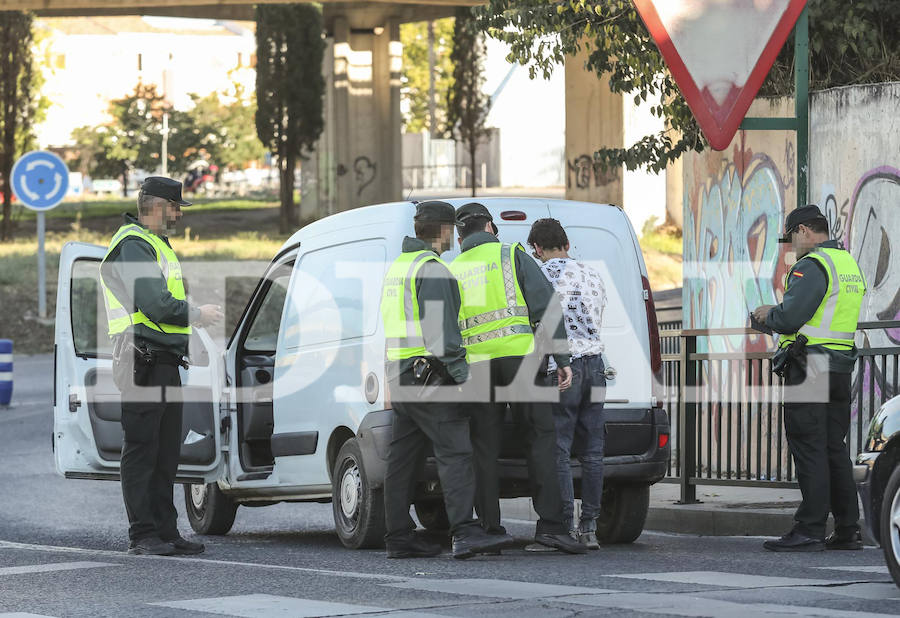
left=634, top=0, right=807, bottom=150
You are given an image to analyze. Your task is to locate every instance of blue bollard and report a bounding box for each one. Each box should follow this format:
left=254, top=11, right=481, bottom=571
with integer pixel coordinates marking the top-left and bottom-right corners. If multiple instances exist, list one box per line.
left=0, top=339, right=11, bottom=406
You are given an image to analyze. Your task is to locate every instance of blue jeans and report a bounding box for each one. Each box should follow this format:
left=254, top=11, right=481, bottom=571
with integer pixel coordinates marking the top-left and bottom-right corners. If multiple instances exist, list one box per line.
left=547, top=355, right=606, bottom=531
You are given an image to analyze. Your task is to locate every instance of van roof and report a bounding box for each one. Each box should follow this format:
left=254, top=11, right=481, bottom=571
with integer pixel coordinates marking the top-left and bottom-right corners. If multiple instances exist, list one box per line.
left=278, top=198, right=625, bottom=255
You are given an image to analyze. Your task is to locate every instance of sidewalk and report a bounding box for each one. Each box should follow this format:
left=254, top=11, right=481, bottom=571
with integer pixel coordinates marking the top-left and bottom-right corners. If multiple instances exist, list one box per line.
left=499, top=482, right=860, bottom=539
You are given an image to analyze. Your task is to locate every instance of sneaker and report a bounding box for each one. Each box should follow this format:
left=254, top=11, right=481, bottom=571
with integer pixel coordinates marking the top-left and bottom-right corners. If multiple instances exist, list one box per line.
left=825, top=530, right=863, bottom=550
left=763, top=529, right=825, bottom=552
left=452, top=529, right=515, bottom=560
left=534, top=532, right=588, bottom=554
left=386, top=533, right=442, bottom=559
left=163, top=536, right=205, bottom=555
left=127, top=537, right=176, bottom=556
left=577, top=530, right=600, bottom=550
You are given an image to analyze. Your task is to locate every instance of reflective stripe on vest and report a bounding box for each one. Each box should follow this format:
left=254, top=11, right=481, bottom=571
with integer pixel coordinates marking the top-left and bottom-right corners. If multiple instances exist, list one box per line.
left=100, top=223, right=192, bottom=337
left=779, top=247, right=865, bottom=350
left=451, top=242, right=534, bottom=363
left=380, top=250, right=443, bottom=360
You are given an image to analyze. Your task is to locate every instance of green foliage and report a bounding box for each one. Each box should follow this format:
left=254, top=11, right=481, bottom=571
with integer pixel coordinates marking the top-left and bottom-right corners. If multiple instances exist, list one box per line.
left=476, top=0, right=900, bottom=174
left=186, top=83, right=266, bottom=170
left=255, top=3, right=325, bottom=232
left=0, top=10, right=46, bottom=241
left=447, top=8, right=491, bottom=197
left=401, top=18, right=455, bottom=134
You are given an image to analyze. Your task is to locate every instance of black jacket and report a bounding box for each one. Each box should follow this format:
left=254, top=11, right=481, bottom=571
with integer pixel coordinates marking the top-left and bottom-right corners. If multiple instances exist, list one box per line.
left=765, top=239, right=858, bottom=373
left=458, top=232, right=570, bottom=369
left=100, top=214, right=197, bottom=357
left=390, top=236, right=469, bottom=384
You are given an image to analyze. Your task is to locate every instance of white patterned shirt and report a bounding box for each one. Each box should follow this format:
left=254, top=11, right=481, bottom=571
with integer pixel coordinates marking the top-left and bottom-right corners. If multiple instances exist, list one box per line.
left=540, top=257, right=606, bottom=371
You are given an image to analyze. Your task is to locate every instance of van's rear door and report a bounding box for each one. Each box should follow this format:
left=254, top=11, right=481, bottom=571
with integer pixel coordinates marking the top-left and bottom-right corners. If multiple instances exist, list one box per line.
left=54, top=242, right=225, bottom=483
left=546, top=202, right=652, bottom=410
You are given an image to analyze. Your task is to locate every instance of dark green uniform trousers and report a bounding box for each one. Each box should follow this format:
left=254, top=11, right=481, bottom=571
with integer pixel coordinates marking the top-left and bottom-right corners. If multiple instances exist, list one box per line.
left=784, top=359, right=859, bottom=539
left=384, top=369, right=480, bottom=540
left=467, top=356, right=567, bottom=536
left=119, top=361, right=183, bottom=542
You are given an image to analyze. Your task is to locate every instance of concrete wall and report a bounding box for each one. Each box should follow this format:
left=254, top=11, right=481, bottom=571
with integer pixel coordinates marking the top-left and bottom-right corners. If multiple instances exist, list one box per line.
left=681, top=83, right=900, bottom=452
left=564, top=48, right=667, bottom=234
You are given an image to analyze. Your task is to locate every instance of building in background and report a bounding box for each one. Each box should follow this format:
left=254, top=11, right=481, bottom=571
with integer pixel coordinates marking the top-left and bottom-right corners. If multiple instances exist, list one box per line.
left=35, top=16, right=256, bottom=148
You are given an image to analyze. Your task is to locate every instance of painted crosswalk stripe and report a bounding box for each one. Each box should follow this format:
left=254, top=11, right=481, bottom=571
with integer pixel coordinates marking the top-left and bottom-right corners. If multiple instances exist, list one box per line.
left=0, top=562, right=115, bottom=577
left=558, top=592, right=900, bottom=617
left=813, top=565, right=891, bottom=574
left=606, top=570, right=849, bottom=588
left=384, top=578, right=615, bottom=599
left=151, top=594, right=446, bottom=618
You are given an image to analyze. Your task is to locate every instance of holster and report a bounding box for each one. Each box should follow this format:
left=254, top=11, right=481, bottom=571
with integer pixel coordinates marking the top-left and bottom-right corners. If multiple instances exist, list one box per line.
left=772, top=334, right=808, bottom=378
left=111, top=335, right=154, bottom=391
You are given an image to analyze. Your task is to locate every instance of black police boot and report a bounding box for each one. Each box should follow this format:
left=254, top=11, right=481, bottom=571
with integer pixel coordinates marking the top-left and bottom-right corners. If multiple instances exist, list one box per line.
left=127, top=537, right=176, bottom=556
left=386, top=533, right=442, bottom=559
left=763, top=529, right=825, bottom=552
left=163, top=535, right=206, bottom=555
left=452, top=527, right=516, bottom=560
left=533, top=532, right=588, bottom=554
left=825, top=529, right=863, bottom=550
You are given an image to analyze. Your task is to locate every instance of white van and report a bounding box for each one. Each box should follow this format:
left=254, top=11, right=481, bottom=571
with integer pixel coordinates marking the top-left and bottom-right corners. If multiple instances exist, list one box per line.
left=54, top=198, right=669, bottom=548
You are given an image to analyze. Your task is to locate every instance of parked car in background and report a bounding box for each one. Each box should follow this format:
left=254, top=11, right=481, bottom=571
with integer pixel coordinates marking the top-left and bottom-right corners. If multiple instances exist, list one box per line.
left=53, top=198, right=669, bottom=549
left=855, top=394, right=900, bottom=587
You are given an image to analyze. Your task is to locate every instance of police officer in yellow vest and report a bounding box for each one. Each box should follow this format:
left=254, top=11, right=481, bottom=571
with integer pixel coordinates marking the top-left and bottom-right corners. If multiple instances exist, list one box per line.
left=381, top=200, right=515, bottom=559
left=452, top=203, right=586, bottom=554
left=100, top=177, right=222, bottom=556
left=752, top=205, right=866, bottom=552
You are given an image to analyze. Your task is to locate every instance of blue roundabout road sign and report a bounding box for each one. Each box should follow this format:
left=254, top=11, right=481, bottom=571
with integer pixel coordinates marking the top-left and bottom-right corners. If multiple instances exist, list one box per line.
left=11, top=150, right=70, bottom=211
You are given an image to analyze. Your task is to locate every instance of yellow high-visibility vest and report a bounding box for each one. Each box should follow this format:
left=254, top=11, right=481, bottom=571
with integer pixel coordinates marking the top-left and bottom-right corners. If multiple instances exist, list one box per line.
left=381, top=250, right=445, bottom=360
left=100, top=223, right=191, bottom=337
left=779, top=247, right=865, bottom=350
left=450, top=242, right=534, bottom=363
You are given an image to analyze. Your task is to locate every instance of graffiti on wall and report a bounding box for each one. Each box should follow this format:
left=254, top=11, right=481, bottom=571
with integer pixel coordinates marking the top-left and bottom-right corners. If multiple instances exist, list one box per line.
left=566, top=154, right=618, bottom=190
left=684, top=149, right=792, bottom=353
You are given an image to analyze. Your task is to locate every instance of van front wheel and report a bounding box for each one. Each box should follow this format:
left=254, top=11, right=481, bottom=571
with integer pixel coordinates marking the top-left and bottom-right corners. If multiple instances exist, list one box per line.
left=332, top=438, right=385, bottom=549
left=595, top=483, right=650, bottom=544
left=184, top=482, right=238, bottom=535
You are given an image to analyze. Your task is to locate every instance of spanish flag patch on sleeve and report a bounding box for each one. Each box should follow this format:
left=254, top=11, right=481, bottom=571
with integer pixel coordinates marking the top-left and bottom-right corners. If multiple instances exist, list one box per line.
left=792, top=271, right=804, bottom=278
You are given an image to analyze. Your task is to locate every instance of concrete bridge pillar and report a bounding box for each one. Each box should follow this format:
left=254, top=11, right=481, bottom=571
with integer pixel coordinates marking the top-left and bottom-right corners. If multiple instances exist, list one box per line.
left=302, top=13, right=403, bottom=219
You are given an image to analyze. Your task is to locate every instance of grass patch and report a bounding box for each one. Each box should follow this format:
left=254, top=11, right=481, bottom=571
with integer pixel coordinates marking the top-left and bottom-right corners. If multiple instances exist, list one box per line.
left=13, top=197, right=279, bottom=221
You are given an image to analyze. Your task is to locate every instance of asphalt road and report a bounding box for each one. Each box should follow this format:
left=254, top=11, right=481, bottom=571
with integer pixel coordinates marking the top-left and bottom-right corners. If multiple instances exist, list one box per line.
left=1, top=355, right=897, bottom=617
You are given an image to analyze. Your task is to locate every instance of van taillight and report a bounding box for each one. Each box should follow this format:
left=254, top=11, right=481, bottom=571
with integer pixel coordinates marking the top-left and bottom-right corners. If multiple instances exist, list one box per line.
left=500, top=210, right=526, bottom=221
left=642, top=275, right=664, bottom=408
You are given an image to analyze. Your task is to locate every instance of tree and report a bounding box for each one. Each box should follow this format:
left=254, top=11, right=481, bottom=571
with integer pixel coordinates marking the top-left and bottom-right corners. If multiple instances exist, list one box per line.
left=185, top=84, right=265, bottom=171
left=255, top=3, right=325, bottom=233
left=0, top=11, right=44, bottom=241
left=401, top=18, right=455, bottom=134
left=102, top=83, right=167, bottom=196
left=447, top=8, right=491, bottom=198
left=476, top=0, right=900, bottom=174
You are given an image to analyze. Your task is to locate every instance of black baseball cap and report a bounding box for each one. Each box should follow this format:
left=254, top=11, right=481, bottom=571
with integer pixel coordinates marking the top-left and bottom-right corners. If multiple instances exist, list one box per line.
left=778, top=204, right=826, bottom=243
left=141, top=176, right=191, bottom=206
left=455, top=202, right=498, bottom=235
left=413, top=200, right=457, bottom=224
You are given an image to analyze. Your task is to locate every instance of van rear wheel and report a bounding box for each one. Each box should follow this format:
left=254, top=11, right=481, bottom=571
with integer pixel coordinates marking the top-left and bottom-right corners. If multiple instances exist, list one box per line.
left=184, top=482, right=238, bottom=535
left=595, top=484, right=650, bottom=544
left=332, top=438, right=385, bottom=549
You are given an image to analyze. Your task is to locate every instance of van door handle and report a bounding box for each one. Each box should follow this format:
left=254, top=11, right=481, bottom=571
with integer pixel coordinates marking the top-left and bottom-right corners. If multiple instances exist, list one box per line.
left=68, top=393, right=81, bottom=413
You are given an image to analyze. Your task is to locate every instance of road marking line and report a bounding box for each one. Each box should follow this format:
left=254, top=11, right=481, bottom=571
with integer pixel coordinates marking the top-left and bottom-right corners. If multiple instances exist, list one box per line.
left=813, top=565, right=890, bottom=574
left=0, top=561, right=115, bottom=577
left=384, top=578, right=617, bottom=599
left=794, top=582, right=900, bottom=601
left=0, top=539, right=406, bottom=582
left=559, top=592, right=900, bottom=617
left=0, top=614, right=61, bottom=617
left=607, top=571, right=855, bottom=588
left=151, top=594, right=448, bottom=618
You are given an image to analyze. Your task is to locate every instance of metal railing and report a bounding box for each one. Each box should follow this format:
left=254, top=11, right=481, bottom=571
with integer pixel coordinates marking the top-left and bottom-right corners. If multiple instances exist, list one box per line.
left=661, top=321, right=900, bottom=504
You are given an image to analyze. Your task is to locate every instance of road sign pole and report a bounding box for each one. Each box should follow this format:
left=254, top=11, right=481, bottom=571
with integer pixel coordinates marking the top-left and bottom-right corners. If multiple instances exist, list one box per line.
left=37, top=211, right=47, bottom=319
left=795, top=5, right=809, bottom=209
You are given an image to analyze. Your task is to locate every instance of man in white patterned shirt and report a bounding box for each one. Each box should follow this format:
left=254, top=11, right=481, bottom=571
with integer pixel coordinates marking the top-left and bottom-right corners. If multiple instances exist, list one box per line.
left=527, top=218, right=607, bottom=549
